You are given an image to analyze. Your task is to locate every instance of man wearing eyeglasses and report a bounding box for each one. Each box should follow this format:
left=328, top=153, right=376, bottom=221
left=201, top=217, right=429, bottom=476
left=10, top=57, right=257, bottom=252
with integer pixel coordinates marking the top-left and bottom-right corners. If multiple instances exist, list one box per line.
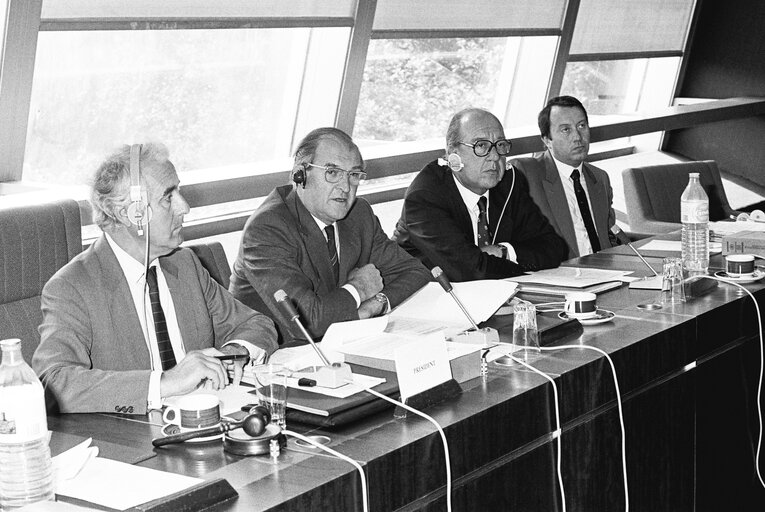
left=230, top=127, right=431, bottom=342
left=393, top=108, right=567, bottom=281
left=510, top=96, right=618, bottom=259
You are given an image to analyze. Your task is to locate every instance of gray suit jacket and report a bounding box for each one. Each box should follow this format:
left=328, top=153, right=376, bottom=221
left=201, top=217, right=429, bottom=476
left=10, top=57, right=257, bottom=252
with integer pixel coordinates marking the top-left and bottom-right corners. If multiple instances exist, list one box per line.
left=511, top=151, right=617, bottom=259
left=33, top=236, right=278, bottom=414
left=229, top=185, right=431, bottom=342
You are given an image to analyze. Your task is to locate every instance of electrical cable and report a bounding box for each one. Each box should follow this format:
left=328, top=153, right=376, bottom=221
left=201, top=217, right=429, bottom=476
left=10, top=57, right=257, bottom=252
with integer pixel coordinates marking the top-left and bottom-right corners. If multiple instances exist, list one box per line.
left=700, top=275, right=765, bottom=490
left=282, top=429, right=369, bottom=512
left=505, top=354, right=566, bottom=512
left=359, top=383, right=453, bottom=512
left=540, top=344, right=629, bottom=512
left=491, top=165, right=515, bottom=246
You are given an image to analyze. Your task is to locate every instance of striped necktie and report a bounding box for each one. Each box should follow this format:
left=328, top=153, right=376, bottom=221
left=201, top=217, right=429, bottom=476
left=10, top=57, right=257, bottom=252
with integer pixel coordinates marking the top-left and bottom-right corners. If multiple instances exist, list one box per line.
left=324, top=225, right=340, bottom=284
left=146, top=266, right=177, bottom=371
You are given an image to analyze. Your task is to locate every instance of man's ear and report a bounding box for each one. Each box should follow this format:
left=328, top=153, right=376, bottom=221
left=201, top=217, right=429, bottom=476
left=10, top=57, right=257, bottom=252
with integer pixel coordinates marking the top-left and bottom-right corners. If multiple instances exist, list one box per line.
left=541, top=135, right=552, bottom=150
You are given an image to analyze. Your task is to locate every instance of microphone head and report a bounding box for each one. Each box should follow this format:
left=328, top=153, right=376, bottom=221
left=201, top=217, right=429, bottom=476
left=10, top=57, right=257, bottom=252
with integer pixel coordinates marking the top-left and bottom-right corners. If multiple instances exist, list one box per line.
left=431, top=266, right=453, bottom=292
left=273, top=289, right=288, bottom=303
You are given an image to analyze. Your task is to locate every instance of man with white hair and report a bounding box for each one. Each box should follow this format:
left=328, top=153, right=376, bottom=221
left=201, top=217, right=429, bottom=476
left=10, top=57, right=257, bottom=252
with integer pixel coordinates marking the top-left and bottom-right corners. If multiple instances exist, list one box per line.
left=34, top=143, right=277, bottom=414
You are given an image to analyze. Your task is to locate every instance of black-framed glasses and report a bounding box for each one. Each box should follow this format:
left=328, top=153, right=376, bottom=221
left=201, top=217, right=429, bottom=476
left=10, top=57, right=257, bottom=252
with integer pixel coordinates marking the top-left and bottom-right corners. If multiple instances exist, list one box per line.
left=459, top=139, right=513, bottom=157
left=305, top=163, right=367, bottom=185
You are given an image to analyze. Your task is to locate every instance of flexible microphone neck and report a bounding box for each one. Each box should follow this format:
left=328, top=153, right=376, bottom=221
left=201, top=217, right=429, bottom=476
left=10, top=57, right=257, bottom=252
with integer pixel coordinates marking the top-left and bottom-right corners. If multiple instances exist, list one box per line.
left=610, top=225, right=659, bottom=277
left=273, top=289, right=331, bottom=366
left=431, top=267, right=480, bottom=331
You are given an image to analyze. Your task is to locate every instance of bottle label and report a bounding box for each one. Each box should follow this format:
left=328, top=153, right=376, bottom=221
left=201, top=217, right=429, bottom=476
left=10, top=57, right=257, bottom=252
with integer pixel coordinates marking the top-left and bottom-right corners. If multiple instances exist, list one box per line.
left=681, top=200, right=709, bottom=223
left=0, top=384, right=48, bottom=443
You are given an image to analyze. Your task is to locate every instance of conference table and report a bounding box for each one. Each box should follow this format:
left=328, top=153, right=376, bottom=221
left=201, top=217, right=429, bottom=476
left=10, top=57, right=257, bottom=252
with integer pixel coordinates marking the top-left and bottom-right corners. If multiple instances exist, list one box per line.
left=47, top=243, right=765, bottom=511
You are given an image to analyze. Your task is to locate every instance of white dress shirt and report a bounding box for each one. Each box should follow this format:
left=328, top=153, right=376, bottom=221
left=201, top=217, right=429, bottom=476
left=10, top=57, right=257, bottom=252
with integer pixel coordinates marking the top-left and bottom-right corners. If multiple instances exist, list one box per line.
left=549, top=156, right=598, bottom=257
left=451, top=173, right=517, bottom=262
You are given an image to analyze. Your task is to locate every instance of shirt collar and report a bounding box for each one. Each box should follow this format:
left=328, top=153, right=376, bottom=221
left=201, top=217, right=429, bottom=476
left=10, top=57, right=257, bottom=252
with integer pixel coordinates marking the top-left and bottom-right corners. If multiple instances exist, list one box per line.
left=550, top=153, right=583, bottom=181
left=451, top=173, right=488, bottom=211
left=104, top=233, right=157, bottom=286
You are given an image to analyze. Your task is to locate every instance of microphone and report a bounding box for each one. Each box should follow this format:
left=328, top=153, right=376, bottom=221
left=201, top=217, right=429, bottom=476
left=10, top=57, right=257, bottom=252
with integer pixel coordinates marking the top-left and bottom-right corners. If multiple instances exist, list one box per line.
left=610, top=225, right=659, bottom=277
left=431, top=267, right=499, bottom=347
left=273, top=289, right=353, bottom=389
left=152, top=406, right=271, bottom=447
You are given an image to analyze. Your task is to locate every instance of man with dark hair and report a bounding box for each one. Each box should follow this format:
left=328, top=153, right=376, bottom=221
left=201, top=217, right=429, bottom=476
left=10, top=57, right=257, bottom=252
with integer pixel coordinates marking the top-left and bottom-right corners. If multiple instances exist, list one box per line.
left=393, top=108, right=567, bottom=281
left=33, top=143, right=278, bottom=414
left=230, top=127, right=430, bottom=343
left=511, top=95, right=619, bottom=258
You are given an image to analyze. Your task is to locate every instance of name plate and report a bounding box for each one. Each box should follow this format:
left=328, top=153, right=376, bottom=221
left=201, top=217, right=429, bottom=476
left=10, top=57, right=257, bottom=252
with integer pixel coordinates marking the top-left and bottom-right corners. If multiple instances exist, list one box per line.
left=394, top=334, right=452, bottom=400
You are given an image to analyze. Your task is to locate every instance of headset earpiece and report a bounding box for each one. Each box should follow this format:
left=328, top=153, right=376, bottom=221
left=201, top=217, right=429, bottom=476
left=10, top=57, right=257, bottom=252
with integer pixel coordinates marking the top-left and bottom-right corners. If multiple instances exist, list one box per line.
left=447, top=153, right=464, bottom=172
left=292, top=163, right=308, bottom=189
left=125, top=144, right=152, bottom=232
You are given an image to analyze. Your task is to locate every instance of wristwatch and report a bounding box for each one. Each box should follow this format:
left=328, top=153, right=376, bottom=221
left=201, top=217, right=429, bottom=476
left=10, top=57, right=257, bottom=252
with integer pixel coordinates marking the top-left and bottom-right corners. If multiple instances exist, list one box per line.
left=374, top=292, right=389, bottom=314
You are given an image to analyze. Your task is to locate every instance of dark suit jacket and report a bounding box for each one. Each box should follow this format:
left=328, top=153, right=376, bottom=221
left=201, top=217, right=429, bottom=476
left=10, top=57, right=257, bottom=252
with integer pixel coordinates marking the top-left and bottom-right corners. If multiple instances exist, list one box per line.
left=511, top=151, right=617, bottom=259
left=229, top=185, right=431, bottom=342
left=393, top=160, right=568, bottom=281
left=32, top=236, right=278, bottom=414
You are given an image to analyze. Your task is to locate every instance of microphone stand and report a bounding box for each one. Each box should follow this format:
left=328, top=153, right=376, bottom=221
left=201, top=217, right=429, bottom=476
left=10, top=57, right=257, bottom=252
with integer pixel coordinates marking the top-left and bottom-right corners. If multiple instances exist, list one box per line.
left=273, top=289, right=353, bottom=389
left=431, top=267, right=499, bottom=348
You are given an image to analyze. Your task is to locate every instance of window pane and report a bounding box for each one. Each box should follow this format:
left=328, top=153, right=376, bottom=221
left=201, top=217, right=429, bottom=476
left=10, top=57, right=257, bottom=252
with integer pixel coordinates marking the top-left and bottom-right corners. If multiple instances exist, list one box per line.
left=24, top=27, right=349, bottom=186
left=373, top=0, right=565, bottom=31
left=560, top=57, right=681, bottom=115
left=354, top=37, right=557, bottom=144
left=570, top=0, right=693, bottom=54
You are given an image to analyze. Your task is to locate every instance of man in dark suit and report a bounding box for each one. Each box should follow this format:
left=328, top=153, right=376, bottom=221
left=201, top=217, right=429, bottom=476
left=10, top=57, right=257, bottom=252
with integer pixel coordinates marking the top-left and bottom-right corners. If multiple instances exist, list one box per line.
left=511, top=96, right=618, bottom=259
left=229, top=127, right=431, bottom=342
left=393, top=108, right=567, bottom=281
left=33, top=143, right=278, bottom=414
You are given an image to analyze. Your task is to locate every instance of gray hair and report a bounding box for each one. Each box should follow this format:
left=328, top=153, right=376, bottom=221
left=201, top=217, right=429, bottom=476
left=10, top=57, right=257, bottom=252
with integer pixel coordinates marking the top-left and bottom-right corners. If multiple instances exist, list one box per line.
left=292, top=127, right=362, bottom=172
left=445, top=108, right=500, bottom=153
left=90, top=142, right=172, bottom=230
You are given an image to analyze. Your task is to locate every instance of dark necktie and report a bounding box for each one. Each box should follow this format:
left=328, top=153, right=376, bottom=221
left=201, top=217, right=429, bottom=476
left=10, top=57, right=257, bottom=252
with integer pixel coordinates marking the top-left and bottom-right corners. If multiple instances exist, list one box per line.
left=146, top=266, right=177, bottom=371
left=325, top=225, right=340, bottom=284
left=477, top=196, right=491, bottom=247
left=570, top=169, right=601, bottom=252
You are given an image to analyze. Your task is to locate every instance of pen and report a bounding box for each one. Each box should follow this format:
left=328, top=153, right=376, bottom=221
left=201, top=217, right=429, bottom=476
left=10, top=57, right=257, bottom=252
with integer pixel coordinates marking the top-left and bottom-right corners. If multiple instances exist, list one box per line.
left=215, top=354, right=250, bottom=363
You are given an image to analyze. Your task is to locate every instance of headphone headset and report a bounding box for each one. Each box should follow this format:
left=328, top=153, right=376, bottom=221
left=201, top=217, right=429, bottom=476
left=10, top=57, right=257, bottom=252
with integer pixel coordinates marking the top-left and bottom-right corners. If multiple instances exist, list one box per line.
left=292, top=162, right=308, bottom=188
left=125, top=143, right=152, bottom=233
left=447, top=153, right=464, bottom=172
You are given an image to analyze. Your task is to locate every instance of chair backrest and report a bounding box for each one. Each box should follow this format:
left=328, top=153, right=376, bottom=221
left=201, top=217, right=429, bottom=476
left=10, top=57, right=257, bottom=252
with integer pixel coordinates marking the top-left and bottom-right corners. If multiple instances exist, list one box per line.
left=622, top=160, right=735, bottom=234
left=186, top=241, right=232, bottom=289
left=0, top=200, right=82, bottom=363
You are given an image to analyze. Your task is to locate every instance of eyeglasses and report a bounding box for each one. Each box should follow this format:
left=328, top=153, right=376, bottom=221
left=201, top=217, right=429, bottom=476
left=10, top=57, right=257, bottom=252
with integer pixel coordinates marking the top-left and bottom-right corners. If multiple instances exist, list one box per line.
left=459, top=139, right=513, bottom=157
left=305, top=163, right=367, bottom=185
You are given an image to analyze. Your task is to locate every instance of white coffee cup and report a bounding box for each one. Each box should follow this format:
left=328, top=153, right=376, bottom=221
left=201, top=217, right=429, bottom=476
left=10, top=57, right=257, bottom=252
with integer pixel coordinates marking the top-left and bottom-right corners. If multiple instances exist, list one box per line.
left=564, top=292, right=598, bottom=319
left=726, top=254, right=755, bottom=277
left=162, top=393, right=221, bottom=432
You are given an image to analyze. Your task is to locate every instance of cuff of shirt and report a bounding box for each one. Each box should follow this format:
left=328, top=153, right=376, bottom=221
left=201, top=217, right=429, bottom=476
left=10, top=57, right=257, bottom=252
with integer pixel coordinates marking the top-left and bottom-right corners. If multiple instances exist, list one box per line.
left=500, top=242, right=518, bottom=263
left=147, top=370, right=163, bottom=410
left=223, top=340, right=268, bottom=365
left=341, top=283, right=362, bottom=308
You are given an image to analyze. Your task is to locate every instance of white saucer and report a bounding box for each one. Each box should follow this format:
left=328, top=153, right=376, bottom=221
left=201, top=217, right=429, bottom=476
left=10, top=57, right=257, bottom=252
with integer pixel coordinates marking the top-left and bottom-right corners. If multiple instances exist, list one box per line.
left=161, top=423, right=224, bottom=443
left=714, top=269, right=765, bottom=284
left=558, top=309, right=615, bottom=325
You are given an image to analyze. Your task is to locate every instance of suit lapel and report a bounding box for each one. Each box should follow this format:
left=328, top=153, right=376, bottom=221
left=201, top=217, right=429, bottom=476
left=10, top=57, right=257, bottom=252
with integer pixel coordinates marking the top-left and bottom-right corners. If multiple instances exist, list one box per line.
left=94, top=237, right=152, bottom=367
left=542, top=152, right=579, bottom=256
left=446, top=170, right=476, bottom=237
left=336, top=213, right=361, bottom=285
left=158, top=257, right=197, bottom=350
left=285, top=188, right=338, bottom=290
left=583, top=163, right=609, bottom=239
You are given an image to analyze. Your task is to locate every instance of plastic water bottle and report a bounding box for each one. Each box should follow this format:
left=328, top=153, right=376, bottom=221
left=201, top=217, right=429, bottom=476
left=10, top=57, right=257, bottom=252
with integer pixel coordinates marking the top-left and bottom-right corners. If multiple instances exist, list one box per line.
left=0, top=339, right=54, bottom=510
left=681, top=172, right=709, bottom=275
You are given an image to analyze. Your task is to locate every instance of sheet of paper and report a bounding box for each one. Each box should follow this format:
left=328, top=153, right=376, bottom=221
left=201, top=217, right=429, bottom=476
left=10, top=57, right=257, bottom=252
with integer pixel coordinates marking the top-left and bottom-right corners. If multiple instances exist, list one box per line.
left=391, top=280, right=517, bottom=329
left=56, top=457, right=202, bottom=511
left=508, top=267, right=631, bottom=288
left=286, top=373, right=385, bottom=399
left=710, top=220, right=765, bottom=235
left=639, top=240, right=722, bottom=254
left=267, top=343, right=345, bottom=371
left=321, top=316, right=388, bottom=352
left=628, top=275, right=663, bottom=290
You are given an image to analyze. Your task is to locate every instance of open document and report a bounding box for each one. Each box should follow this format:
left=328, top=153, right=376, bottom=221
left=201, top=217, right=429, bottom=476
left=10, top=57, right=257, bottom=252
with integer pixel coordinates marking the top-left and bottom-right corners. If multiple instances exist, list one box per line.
left=507, top=266, right=632, bottom=289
